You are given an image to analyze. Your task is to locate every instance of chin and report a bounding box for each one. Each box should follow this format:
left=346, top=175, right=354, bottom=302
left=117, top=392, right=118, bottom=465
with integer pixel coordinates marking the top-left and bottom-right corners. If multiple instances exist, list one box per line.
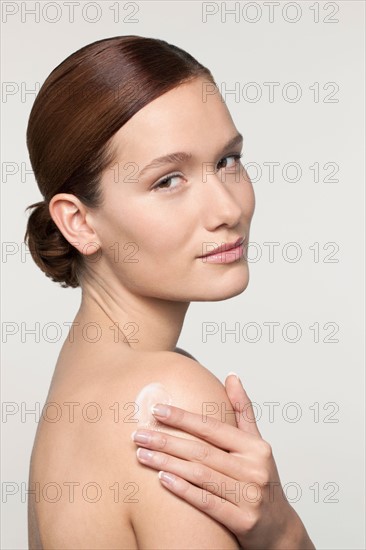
left=196, top=265, right=250, bottom=302
left=211, top=280, right=249, bottom=302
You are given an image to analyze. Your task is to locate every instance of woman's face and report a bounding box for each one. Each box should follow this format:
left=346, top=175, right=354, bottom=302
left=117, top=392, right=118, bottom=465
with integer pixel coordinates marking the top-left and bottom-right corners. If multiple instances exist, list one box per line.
left=88, top=76, right=255, bottom=302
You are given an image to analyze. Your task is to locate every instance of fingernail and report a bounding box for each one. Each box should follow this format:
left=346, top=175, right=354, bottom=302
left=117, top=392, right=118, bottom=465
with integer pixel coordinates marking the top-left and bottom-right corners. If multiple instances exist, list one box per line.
left=151, top=403, right=170, bottom=417
left=226, top=372, right=243, bottom=388
left=158, top=471, right=176, bottom=485
left=137, top=448, right=154, bottom=461
left=131, top=430, right=152, bottom=443
left=226, top=371, right=239, bottom=380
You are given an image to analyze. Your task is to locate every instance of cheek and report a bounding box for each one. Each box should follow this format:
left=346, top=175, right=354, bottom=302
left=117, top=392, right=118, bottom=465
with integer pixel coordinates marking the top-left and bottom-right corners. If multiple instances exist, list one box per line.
left=128, top=214, right=176, bottom=256
left=119, top=200, right=190, bottom=254
left=101, top=203, right=186, bottom=278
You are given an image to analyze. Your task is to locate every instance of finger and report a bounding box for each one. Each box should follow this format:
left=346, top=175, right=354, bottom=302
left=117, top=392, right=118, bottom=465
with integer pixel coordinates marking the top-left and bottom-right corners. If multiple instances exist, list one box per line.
left=131, top=428, right=254, bottom=480
left=151, top=403, right=260, bottom=452
left=157, top=470, right=251, bottom=536
left=136, top=446, right=248, bottom=506
left=225, top=373, right=262, bottom=437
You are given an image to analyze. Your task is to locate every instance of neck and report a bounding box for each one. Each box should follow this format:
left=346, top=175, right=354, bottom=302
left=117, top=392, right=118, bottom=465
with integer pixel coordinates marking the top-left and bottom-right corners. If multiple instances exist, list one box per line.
left=73, top=276, right=190, bottom=353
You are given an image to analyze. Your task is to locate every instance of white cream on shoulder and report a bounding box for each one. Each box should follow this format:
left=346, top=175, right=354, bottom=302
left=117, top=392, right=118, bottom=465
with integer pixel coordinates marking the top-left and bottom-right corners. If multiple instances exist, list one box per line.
left=133, top=382, right=172, bottom=430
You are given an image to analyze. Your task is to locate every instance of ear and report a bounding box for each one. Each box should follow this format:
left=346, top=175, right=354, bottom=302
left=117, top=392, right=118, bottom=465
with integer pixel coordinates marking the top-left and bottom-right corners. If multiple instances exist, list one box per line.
left=49, top=193, right=100, bottom=257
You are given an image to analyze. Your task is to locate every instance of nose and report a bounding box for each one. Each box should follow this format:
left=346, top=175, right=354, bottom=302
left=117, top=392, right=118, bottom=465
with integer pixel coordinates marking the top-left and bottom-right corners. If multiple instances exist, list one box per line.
left=200, top=172, right=243, bottom=229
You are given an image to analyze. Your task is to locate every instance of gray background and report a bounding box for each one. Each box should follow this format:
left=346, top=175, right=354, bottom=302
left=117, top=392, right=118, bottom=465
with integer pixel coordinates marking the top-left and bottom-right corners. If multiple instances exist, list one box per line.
left=1, top=1, right=365, bottom=548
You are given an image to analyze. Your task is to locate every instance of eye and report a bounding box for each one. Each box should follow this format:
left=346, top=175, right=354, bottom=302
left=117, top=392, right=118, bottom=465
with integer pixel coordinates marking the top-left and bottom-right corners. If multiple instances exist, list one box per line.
left=151, top=174, right=184, bottom=193
left=217, top=153, right=243, bottom=171
left=150, top=153, right=244, bottom=194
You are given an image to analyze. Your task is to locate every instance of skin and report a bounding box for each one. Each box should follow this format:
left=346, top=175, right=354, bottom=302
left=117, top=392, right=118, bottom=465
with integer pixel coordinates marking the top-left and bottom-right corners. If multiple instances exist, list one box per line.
left=28, top=76, right=314, bottom=548
left=132, top=374, right=316, bottom=550
left=48, top=76, right=253, bottom=353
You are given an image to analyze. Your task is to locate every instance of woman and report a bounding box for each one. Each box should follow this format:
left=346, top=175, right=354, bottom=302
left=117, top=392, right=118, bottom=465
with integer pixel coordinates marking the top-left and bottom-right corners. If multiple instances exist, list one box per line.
left=25, top=35, right=315, bottom=549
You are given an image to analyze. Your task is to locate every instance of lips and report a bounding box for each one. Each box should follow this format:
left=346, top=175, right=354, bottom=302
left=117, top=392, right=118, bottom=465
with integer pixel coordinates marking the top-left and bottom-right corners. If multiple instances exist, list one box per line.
left=198, top=237, right=245, bottom=258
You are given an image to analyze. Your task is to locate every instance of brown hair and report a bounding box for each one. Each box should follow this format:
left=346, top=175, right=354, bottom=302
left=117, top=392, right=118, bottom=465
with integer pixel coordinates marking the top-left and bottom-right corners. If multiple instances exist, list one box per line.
left=24, top=35, right=215, bottom=288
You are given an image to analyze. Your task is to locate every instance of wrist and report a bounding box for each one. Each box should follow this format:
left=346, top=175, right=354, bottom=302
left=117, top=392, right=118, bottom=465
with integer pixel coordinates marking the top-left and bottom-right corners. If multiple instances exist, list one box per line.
left=271, top=507, right=315, bottom=550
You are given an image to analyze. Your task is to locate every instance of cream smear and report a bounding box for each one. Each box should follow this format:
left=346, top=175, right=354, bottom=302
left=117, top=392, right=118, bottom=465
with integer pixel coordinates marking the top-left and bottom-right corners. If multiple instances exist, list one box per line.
left=134, top=382, right=172, bottom=431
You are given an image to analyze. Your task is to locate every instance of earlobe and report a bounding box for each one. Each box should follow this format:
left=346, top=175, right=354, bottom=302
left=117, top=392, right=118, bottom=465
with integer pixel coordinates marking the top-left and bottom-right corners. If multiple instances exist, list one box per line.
left=48, top=193, right=101, bottom=256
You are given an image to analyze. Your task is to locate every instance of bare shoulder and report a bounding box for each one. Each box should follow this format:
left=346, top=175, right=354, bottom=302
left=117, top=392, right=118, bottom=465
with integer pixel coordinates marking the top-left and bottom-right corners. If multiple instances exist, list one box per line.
left=121, top=350, right=240, bottom=549
left=30, top=349, right=239, bottom=549
left=174, top=346, right=199, bottom=361
left=119, top=348, right=238, bottom=435
left=150, top=349, right=234, bottom=418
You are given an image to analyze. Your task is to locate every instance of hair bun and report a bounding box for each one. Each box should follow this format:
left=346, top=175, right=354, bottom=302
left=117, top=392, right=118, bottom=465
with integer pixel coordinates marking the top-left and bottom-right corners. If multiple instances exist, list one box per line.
left=24, top=200, right=82, bottom=288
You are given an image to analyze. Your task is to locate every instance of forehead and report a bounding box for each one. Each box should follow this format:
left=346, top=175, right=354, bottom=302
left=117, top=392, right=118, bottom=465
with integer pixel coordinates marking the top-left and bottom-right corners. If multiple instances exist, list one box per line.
left=109, top=77, right=236, bottom=163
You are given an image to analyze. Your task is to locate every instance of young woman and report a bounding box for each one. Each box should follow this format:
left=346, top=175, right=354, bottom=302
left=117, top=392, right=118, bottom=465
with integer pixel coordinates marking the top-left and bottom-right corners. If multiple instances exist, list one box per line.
left=25, top=35, right=314, bottom=549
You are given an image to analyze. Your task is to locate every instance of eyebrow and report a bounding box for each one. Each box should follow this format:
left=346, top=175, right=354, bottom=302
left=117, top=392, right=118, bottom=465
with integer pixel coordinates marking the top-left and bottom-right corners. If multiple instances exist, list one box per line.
left=138, top=132, right=243, bottom=179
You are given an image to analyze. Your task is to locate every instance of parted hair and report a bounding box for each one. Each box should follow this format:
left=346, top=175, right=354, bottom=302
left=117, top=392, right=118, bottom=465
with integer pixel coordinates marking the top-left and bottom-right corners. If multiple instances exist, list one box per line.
left=24, top=35, right=214, bottom=288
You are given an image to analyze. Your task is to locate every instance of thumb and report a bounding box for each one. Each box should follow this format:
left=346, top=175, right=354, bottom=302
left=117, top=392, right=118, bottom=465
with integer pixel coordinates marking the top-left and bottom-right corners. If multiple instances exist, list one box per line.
left=225, top=372, right=261, bottom=437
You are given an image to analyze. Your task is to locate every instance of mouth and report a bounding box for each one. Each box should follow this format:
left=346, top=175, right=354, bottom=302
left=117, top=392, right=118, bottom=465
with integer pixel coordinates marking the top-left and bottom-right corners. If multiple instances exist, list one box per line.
left=198, top=237, right=245, bottom=258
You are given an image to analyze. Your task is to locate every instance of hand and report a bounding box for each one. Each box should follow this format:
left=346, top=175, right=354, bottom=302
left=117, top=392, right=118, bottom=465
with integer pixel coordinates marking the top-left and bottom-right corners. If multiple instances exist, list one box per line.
left=131, top=373, right=315, bottom=550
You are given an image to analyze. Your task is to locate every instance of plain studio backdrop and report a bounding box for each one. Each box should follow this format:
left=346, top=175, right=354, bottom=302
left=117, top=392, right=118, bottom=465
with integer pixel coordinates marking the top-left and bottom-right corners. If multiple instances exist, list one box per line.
left=1, top=1, right=365, bottom=548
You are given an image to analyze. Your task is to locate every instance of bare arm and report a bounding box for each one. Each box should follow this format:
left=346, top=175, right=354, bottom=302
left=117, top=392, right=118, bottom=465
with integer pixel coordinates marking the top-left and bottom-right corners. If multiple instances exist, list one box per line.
left=131, top=370, right=316, bottom=550
left=129, top=351, right=241, bottom=549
